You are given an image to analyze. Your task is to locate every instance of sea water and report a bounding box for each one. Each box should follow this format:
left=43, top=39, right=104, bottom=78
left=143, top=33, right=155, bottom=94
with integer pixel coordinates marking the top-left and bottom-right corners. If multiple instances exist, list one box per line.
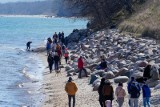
left=0, top=16, right=87, bottom=107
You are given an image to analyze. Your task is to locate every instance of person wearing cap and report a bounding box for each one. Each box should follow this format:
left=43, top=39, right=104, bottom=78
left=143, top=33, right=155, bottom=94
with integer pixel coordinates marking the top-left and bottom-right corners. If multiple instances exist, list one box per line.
left=65, top=77, right=78, bottom=107
left=78, top=56, right=88, bottom=78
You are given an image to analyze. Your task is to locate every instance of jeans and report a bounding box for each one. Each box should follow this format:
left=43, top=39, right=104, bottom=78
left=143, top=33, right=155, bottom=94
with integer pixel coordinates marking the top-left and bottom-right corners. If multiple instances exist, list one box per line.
left=130, top=98, right=138, bottom=107
left=79, top=68, right=88, bottom=78
left=68, top=95, right=75, bottom=107
left=54, top=62, right=59, bottom=70
left=143, top=97, right=150, bottom=107
left=65, top=57, right=69, bottom=64
left=117, top=97, right=124, bottom=107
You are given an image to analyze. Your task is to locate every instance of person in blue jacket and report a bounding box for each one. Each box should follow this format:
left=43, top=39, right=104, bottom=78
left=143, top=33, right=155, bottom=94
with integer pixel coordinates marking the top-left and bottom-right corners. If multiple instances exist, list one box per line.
left=142, top=81, right=151, bottom=107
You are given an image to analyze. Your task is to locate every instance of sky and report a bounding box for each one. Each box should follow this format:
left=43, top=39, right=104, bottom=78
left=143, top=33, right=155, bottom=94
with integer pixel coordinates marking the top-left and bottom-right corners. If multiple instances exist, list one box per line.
left=0, top=0, right=46, bottom=3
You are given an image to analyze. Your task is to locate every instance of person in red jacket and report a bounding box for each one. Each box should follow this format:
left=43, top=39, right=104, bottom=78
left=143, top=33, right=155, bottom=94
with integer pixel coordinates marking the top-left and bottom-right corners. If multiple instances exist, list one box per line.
left=78, top=56, right=88, bottom=78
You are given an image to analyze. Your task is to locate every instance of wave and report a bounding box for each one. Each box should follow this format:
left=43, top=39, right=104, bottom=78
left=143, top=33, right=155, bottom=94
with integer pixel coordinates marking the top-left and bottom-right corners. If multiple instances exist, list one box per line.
left=22, top=67, right=39, bottom=81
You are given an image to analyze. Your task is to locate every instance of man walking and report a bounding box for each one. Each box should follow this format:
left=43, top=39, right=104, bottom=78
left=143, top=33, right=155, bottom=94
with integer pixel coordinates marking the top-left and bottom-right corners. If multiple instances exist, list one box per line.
left=65, top=77, right=78, bottom=107
left=78, top=56, right=88, bottom=78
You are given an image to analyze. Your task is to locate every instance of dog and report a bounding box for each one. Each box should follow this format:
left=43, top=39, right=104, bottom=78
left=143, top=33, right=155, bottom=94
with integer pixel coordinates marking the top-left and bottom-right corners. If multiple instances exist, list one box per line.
left=55, top=68, right=62, bottom=76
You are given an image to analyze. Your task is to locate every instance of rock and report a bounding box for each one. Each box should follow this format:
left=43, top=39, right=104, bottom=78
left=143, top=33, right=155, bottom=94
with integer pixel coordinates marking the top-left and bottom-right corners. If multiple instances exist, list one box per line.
left=93, top=70, right=105, bottom=77
left=136, top=60, right=148, bottom=67
left=154, top=83, right=160, bottom=90
left=78, top=68, right=90, bottom=78
left=130, top=72, right=143, bottom=79
left=93, top=82, right=100, bottom=91
left=102, top=71, right=115, bottom=79
left=59, top=65, right=64, bottom=68
left=89, top=74, right=99, bottom=84
left=150, top=65, right=160, bottom=80
left=92, top=79, right=101, bottom=86
left=65, top=66, right=72, bottom=71
left=146, top=79, right=160, bottom=88
left=67, top=68, right=75, bottom=73
left=114, top=76, right=129, bottom=83
left=115, top=68, right=128, bottom=77
left=67, top=72, right=72, bottom=77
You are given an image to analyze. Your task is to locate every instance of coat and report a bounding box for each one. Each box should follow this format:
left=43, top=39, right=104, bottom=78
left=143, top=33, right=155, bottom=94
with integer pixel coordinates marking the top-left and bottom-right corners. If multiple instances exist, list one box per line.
left=65, top=81, right=78, bottom=95
left=78, top=58, right=84, bottom=69
left=115, top=86, right=126, bottom=98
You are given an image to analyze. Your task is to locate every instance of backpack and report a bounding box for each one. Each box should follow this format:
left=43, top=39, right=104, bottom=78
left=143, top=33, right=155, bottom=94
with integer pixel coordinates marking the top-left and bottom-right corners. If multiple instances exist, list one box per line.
left=130, top=82, right=140, bottom=98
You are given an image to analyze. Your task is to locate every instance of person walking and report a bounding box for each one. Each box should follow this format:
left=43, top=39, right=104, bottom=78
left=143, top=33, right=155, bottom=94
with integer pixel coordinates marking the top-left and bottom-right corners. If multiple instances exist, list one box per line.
left=129, top=81, right=141, bottom=107
left=47, top=53, right=54, bottom=73
left=142, top=81, right=151, bottom=107
left=115, top=83, right=126, bottom=107
left=64, top=49, right=69, bottom=64
left=53, top=52, right=60, bottom=70
left=102, top=80, right=114, bottom=107
left=98, top=78, right=106, bottom=107
left=78, top=56, right=88, bottom=78
left=65, top=77, right=78, bottom=107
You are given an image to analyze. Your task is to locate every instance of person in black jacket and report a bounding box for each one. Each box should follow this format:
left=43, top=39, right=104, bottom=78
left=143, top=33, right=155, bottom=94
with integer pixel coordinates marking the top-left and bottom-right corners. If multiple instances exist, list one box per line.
left=143, top=64, right=152, bottom=79
left=53, top=52, right=60, bottom=70
left=98, top=78, right=106, bottom=107
left=47, top=53, right=54, bottom=73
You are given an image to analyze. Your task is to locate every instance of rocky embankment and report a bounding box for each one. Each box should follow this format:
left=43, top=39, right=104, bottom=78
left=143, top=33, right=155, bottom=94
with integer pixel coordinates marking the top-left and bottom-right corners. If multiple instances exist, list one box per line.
left=65, top=29, right=160, bottom=97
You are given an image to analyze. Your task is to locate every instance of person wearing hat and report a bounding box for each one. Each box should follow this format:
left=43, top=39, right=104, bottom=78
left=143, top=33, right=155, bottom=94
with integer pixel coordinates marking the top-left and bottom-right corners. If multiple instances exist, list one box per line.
left=65, top=77, right=78, bottom=107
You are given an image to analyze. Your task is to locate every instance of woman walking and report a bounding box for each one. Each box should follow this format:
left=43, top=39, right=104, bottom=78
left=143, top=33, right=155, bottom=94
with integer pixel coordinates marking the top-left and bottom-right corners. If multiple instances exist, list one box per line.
left=115, top=83, right=126, bottom=107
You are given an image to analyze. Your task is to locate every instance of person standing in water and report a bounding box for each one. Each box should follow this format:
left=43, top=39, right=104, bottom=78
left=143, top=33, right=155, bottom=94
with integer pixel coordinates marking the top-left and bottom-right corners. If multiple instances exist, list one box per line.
left=26, top=41, right=32, bottom=51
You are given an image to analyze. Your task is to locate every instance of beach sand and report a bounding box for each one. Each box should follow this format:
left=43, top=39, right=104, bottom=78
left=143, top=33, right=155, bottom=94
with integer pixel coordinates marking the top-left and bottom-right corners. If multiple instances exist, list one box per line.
left=38, top=51, right=159, bottom=107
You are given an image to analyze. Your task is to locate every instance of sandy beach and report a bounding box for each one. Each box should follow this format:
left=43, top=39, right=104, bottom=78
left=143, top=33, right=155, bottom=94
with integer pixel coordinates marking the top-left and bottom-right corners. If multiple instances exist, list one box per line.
left=38, top=52, right=132, bottom=107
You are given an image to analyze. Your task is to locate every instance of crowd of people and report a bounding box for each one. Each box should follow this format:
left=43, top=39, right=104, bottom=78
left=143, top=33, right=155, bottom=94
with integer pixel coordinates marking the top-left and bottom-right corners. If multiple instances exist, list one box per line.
left=46, top=32, right=69, bottom=73
left=98, top=76, right=151, bottom=107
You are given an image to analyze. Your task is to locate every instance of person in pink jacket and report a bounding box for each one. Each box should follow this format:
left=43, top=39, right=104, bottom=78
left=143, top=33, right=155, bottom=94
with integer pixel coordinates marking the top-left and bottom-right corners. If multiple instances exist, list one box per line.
left=115, top=83, right=126, bottom=107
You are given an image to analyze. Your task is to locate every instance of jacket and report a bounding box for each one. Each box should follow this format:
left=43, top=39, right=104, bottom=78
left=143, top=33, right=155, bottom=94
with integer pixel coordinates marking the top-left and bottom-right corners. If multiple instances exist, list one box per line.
left=115, top=86, right=126, bottom=98
left=65, top=82, right=78, bottom=95
left=142, top=84, right=151, bottom=98
left=78, top=58, right=84, bottom=69
left=102, top=85, right=114, bottom=100
left=130, top=83, right=141, bottom=98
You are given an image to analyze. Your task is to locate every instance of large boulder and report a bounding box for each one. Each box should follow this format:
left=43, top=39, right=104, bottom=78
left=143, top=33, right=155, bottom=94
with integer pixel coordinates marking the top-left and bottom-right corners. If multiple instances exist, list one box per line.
left=65, top=65, right=72, bottom=71
left=102, top=71, right=115, bottom=79
left=154, top=83, right=160, bottom=90
left=93, top=82, right=100, bottom=91
left=92, top=79, right=101, bottom=87
left=146, top=79, right=160, bottom=88
left=115, top=68, right=128, bottom=77
left=93, top=70, right=105, bottom=77
left=78, top=68, right=91, bottom=78
left=114, top=76, right=129, bottom=83
left=89, top=74, right=99, bottom=84
left=150, top=65, right=160, bottom=80
left=130, top=72, right=143, bottom=79
left=137, top=60, right=148, bottom=67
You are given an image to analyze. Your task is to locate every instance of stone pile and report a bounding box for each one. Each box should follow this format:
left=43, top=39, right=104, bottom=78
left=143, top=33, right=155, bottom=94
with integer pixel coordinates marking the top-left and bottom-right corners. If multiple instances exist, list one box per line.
left=65, top=29, right=160, bottom=90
